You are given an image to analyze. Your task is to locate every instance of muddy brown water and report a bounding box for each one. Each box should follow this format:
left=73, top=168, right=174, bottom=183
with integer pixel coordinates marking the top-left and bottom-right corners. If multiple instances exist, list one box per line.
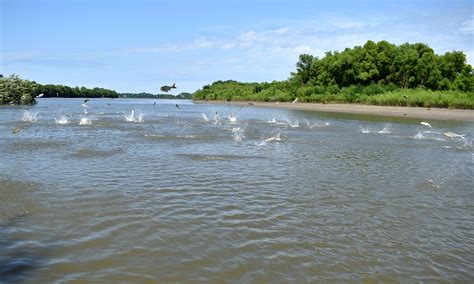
left=1, top=98, right=473, bottom=282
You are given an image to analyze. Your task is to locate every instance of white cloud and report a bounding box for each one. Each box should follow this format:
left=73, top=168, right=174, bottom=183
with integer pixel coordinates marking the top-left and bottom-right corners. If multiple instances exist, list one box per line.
left=460, top=18, right=474, bottom=34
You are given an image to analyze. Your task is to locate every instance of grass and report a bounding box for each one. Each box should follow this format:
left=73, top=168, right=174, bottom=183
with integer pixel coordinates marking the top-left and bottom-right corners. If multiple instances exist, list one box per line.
left=194, top=83, right=474, bottom=109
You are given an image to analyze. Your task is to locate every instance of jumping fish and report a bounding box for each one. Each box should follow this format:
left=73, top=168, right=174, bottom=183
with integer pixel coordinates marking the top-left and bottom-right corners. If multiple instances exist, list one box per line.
left=420, top=122, right=432, bottom=128
left=444, top=132, right=465, bottom=139
left=160, top=83, right=177, bottom=93
left=292, top=97, right=299, bottom=104
left=264, top=133, right=282, bottom=143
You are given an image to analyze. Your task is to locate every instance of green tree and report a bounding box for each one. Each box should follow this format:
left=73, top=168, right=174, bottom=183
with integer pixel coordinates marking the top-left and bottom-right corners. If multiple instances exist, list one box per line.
left=0, top=74, right=37, bottom=105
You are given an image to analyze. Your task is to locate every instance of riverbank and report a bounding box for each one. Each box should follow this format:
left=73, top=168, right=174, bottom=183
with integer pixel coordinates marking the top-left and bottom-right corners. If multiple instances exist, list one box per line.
left=195, top=100, right=474, bottom=122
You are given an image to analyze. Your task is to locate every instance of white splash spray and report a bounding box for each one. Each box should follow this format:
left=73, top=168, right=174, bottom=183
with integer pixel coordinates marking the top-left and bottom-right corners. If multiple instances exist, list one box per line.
left=359, top=126, right=371, bottom=134
left=232, top=127, right=245, bottom=142
left=124, top=110, right=144, bottom=122
left=378, top=124, right=391, bottom=134
left=55, top=115, right=69, bottom=124
left=201, top=114, right=209, bottom=122
left=79, top=117, right=92, bottom=125
left=22, top=111, right=38, bottom=122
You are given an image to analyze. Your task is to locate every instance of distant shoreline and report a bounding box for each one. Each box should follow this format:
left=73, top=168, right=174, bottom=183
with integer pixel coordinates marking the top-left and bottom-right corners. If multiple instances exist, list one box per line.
left=195, top=100, right=474, bottom=122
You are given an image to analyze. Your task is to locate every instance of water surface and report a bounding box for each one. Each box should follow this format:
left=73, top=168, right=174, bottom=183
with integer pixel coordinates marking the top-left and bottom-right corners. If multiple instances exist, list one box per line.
left=1, top=98, right=473, bottom=282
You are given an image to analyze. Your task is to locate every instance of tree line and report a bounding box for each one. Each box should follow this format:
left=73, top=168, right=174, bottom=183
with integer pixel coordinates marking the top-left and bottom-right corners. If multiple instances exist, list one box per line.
left=0, top=74, right=191, bottom=105
left=0, top=74, right=120, bottom=105
left=193, top=40, right=474, bottom=108
left=291, top=40, right=472, bottom=91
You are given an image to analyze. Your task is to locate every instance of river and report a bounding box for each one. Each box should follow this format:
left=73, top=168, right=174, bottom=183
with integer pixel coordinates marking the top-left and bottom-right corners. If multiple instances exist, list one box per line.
left=1, top=98, right=473, bottom=282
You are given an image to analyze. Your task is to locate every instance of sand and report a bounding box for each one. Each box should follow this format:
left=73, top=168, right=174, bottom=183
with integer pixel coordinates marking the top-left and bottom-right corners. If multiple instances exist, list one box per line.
left=196, top=100, right=474, bottom=122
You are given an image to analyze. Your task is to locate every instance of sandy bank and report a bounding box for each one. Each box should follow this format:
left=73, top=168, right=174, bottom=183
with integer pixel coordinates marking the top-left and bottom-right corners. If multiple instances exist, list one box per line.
left=195, top=100, right=474, bottom=122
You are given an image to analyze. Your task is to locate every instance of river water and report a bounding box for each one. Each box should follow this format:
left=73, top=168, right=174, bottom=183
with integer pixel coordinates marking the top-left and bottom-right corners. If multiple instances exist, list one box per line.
left=1, top=98, right=473, bottom=283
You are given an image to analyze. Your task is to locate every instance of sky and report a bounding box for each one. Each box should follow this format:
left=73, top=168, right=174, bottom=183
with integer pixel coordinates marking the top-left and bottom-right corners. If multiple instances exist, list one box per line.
left=1, top=0, right=473, bottom=93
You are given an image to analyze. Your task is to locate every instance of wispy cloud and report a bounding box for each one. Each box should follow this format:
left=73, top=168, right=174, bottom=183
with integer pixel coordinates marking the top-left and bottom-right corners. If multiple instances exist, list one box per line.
left=460, top=18, right=474, bottom=34
left=6, top=58, right=109, bottom=68
left=2, top=3, right=472, bottom=93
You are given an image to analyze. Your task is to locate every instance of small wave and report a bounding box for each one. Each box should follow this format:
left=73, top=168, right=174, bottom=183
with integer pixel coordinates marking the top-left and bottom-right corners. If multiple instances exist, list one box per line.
left=71, top=148, right=123, bottom=158
left=176, top=135, right=197, bottom=139
left=144, top=134, right=165, bottom=138
left=412, top=131, right=446, bottom=141
left=176, top=153, right=260, bottom=161
left=424, top=130, right=442, bottom=135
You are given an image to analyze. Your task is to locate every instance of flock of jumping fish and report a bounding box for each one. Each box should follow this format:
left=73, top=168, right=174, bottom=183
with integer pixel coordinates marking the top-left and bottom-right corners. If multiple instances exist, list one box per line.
left=9, top=89, right=469, bottom=145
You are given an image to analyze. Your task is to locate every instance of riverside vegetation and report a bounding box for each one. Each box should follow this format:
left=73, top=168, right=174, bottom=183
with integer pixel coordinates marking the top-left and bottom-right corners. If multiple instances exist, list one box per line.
left=193, top=40, right=474, bottom=109
left=0, top=74, right=190, bottom=105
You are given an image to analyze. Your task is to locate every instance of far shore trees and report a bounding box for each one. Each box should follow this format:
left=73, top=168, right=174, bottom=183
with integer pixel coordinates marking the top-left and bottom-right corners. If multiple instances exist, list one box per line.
left=193, top=40, right=474, bottom=109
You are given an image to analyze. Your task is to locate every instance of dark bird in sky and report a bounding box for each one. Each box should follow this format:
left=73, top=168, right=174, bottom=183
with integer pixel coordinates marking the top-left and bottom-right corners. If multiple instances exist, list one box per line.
left=160, top=83, right=177, bottom=93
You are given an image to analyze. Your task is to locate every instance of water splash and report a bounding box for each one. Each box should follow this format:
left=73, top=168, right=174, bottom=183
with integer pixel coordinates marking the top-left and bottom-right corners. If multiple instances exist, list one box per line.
left=359, top=126, right=371, bottom=134
left=257, top=133, right=282, bottom=146
left=378, top=125, right=391, bottom=134
left=228, top=115, right=238, bottom=124
left=22, top=111, right=38, bottom=122
left=304, top=119, right=330, bottom=129
left=55, top=115, right=69, bottom=125
left=232, top=127, right=245, bottom=142
left=124, top=110, right=144, bottom=122
left=211, top=112, right=220, bottom=125
left=79, top=117, right=92, bottom=125
left=283, top=117, right=299, bottom=128
left=462, top=138, right=473, bottom=148
left=413, top=131, right=425, bottom=140
left=201, top=114, right=209, bottom=122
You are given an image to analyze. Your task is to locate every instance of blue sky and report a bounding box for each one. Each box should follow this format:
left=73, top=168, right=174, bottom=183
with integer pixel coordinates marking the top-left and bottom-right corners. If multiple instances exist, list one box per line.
left=1, top=0, right=473, bottom=93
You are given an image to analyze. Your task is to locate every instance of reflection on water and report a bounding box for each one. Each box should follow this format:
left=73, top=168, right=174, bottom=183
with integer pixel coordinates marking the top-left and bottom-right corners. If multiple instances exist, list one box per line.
left=0, top=98, right=473, bottom=282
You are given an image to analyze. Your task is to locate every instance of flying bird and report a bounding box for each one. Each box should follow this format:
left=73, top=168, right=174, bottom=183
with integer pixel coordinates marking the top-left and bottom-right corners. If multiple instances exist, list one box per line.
left=160, top=83, right=177, bottom=93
